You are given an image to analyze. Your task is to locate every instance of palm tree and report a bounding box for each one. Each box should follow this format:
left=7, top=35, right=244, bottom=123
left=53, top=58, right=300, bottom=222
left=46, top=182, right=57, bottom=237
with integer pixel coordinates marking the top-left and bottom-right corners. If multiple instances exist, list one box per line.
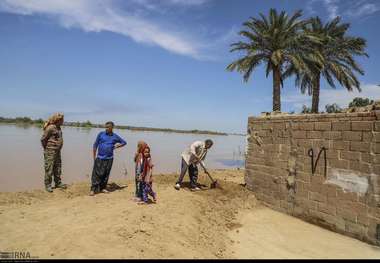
left=226, top=9, right=319, bottom=112
left=289, top=17, right=368, bottom=113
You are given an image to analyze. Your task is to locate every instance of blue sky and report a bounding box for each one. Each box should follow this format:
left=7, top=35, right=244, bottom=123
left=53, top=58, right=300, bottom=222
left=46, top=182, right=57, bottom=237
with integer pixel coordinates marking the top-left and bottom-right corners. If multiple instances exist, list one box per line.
left=0, top=0, right=379, bottom=133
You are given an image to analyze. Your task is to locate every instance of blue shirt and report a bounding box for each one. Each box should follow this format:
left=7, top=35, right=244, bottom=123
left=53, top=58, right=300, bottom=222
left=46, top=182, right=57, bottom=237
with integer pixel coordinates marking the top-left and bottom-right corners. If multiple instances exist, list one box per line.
left=93, top=131, right=127, bottom=160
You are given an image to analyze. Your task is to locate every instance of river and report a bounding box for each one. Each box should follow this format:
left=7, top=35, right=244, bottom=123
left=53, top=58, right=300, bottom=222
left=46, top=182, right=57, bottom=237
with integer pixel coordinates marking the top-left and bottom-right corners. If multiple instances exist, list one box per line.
left=0, top=124, right=246, bottom=192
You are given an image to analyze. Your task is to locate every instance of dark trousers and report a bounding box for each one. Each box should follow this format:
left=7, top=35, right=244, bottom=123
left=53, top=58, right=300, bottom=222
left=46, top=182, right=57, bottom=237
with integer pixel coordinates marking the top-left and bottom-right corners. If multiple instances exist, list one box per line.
left=135, top=167, right=143, bottom=198
left=176, top=158, right=198, bottom=188
left=91, top=158, right=113, bottom=192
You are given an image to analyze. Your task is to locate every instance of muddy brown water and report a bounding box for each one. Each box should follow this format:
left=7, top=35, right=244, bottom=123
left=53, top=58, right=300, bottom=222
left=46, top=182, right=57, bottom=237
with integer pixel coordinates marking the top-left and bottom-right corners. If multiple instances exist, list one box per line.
left=0, top=124, right=245, bottom=192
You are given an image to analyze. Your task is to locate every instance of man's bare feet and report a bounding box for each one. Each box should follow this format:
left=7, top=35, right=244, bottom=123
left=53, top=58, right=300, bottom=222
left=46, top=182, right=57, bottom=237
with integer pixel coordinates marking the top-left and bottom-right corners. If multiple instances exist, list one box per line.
left=89, top=191, right=95, bottom=196
left=101, top=189, right=109, bottom=194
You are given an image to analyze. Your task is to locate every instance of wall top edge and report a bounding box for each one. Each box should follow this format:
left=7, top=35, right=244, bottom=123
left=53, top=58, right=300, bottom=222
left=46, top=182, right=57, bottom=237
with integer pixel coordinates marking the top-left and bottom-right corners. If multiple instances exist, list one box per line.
left=248, top=110, right=379, bottom=121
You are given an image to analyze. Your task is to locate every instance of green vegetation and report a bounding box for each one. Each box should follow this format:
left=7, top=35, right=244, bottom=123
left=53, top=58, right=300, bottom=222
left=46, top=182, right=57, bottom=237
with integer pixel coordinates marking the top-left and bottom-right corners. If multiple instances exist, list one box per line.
left=0, top=116, right=228, bottom=136
left=348, top=97, right=374, bottom=108
left=301, top=105, right=312, bottom=114
left=299, top=97, right=375, bottom=114
left=325, top=103, right=343, bottom=113
left=227, top=9, right=319, bottom=112
left=227, top=9, right=368, bottom=113
left=292, top=17, right=368, bottom=113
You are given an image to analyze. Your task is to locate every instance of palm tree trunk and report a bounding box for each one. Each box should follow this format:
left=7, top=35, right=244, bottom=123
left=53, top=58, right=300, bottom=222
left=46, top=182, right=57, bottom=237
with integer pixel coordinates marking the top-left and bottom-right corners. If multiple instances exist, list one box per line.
left=311, top=74, right=321, bottom=113
left=273, top=66, right=281, bottom=112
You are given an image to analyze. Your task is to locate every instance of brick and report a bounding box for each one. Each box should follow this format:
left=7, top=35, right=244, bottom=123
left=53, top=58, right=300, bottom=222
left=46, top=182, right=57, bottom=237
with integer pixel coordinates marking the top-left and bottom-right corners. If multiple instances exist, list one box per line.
left=313, top=139, right=331, bottom=148
left=273, top=122, right=286, bottom=130
left=337, top=208, right=357, bottom=222
left=300, top=198, right=318, bottom=211
left=342, top=201, right=367, bottom=215
left=332, top=122, right=351, bottom=131
left=328, top=159, right=349, bottom=169
left=368, top=207, right=380, bottom=219
left=372, top=143, right=380, bottom=154
left=345, top=221, right=366, bottom=237
left=310, top=191, right=327, bottom=203
left=297, top=172, right=311, bottom=183
left=299, top=122, right=314, bottom=130
left=367, top=219, right=380, bottom=242
left=326, top=196, right=338, bottom=206
left=362, top=163, right=373, bottom=174
left=361, top=153, right=371, bottom=163
left=315, top=122, right=332, bottom=131
left=296, top=148, right=305, bottom=156
left=373, top=165, right=380, bottom=175
left=296, top=139, right=313, bottom=148
left=323, top=131, right=342, bottom=140
left=349, top=161, right=371, bottom=174
left=373, top=155, right=380, bottom=164
left=352, top=121, right=373, bottom=131
left=318, top=202, right=336, bottom=215
left=358, top=214, right=370, bottom=226
left=373, top=132, right=380, bottom=142
left=340, top=151, right=360, bottom=161
left=337, top=189, right=358, bottom=202
left=326, top=149, right=339, bottom=159
left=332, top=141, right=350, bottom=150
left=363, top=132, right=373, bottom=142
left=293, top=131, right=307, bottom=139
left=307, top=131, right=323, bottom=139
left=350, top=141, right=370, bottom=152
left=295, top=189, right=309, bottom=199
left=342, top=131, right=362, bottom=141
left=375, top=121, right=380, bottom=131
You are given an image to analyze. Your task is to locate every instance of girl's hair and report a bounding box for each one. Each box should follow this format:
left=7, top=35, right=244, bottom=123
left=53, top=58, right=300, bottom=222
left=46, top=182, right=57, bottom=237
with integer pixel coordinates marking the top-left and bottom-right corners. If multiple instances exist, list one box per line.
left=43, top=113, right=64, bottom=130
left=141, top=145, right=152, bottom=176
left=142, top=145, right=151, bottom=157
left=134, top=141, right=147, bottom=162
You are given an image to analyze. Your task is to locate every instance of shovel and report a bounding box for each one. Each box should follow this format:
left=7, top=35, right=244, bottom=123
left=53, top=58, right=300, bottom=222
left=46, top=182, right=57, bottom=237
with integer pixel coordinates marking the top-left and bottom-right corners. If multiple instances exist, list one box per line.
left=199, top=162, right=218, bottom=189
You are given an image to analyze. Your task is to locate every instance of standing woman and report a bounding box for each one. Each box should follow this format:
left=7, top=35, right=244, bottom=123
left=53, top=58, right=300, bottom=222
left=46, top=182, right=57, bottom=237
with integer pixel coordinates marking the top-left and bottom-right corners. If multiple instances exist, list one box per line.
left=134, top=141, right=147, bottom=201
left=40, top=113, right=67, bottom=192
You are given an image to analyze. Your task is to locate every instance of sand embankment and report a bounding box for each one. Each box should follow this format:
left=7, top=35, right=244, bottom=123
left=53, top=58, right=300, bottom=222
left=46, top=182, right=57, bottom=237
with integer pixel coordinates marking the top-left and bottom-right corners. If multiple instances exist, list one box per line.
left=0, top=170, right=379, bottom=259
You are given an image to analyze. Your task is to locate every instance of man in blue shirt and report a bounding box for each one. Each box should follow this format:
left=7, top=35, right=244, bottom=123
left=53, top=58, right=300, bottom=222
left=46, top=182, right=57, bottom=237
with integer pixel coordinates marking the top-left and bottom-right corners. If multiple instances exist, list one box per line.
left=90, top=121, right=127, bottom=196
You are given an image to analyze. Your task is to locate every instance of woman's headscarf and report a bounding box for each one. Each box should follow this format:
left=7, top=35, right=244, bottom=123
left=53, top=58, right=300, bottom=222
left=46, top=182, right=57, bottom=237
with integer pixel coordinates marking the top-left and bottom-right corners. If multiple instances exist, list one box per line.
left=134, top=140, right=148, bottom=162
left=43, top=113, right=64, bottom=130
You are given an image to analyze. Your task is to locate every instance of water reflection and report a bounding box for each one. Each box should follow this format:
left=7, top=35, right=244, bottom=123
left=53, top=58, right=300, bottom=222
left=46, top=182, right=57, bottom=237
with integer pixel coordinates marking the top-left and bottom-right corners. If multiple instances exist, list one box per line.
left=214, top=159, right=245, bottom=167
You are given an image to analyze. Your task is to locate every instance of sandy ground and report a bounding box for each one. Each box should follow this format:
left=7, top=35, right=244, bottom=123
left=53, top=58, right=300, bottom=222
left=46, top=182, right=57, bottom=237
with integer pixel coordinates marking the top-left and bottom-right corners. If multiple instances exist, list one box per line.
left=0, top=169, right=379, bottom=259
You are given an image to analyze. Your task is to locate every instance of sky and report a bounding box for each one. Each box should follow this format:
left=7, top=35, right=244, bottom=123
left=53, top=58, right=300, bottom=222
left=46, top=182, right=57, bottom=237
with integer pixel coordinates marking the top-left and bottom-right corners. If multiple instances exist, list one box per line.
left=0, top=0, right=379, bottom=133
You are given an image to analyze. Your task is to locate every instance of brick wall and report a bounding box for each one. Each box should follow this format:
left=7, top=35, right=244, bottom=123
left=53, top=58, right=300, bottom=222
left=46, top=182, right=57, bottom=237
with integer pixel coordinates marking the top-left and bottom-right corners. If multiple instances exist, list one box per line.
left=245, top=111, right=380, bottom=245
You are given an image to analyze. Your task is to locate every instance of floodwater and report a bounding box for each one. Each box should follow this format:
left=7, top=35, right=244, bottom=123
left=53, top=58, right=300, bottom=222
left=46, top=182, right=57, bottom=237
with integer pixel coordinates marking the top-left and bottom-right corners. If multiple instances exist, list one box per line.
left=0, top=124, right=246, bottom=192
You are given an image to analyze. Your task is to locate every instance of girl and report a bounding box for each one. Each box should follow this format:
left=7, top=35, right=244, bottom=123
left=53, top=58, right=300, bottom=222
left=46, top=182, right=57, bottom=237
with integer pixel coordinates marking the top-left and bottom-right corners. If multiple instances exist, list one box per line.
left=134, top=141, right=147, bottom=201
left=137, top=145, right=157, bottom=204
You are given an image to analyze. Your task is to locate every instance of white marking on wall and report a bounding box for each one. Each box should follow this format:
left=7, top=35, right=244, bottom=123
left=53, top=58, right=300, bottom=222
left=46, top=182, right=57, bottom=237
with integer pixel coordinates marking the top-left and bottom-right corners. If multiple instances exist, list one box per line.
left=325, top=168, right=369, bottom=195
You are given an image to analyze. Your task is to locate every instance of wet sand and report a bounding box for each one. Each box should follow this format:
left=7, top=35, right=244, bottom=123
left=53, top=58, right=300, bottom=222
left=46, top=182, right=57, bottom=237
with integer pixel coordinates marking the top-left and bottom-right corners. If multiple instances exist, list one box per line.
left=0, top=169, right=379, bottom=259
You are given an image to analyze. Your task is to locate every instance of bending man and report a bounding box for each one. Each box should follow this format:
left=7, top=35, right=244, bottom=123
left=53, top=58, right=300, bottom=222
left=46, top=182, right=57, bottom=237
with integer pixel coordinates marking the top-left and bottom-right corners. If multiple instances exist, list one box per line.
left=90, top=121, right=127, bottom=196
left=174, top=139, right=213, bottom=191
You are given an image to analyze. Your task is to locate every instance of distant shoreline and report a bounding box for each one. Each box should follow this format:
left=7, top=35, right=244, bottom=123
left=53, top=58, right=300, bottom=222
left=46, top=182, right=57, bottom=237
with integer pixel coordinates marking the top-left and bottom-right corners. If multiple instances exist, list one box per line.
left=0, top=116, right=241, bottom=136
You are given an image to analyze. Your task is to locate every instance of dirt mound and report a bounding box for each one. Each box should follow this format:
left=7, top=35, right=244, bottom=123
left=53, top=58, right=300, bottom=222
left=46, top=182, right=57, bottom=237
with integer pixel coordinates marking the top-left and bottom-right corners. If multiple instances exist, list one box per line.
left=0, top=169, right=257, bottom=259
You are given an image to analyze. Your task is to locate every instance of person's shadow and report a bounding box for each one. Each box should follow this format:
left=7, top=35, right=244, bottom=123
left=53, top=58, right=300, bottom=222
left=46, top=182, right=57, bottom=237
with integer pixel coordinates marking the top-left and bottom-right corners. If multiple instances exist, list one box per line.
left=180, top=182, right=208, bottom=191
left=106, top=182, right=128, bottom=192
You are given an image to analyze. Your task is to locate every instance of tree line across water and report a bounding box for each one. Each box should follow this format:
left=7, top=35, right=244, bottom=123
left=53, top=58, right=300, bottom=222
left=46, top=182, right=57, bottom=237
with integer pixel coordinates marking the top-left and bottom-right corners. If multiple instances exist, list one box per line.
left=0, top=116, right=229, bottom=136
left=227, top=9, right=374, bottom=113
